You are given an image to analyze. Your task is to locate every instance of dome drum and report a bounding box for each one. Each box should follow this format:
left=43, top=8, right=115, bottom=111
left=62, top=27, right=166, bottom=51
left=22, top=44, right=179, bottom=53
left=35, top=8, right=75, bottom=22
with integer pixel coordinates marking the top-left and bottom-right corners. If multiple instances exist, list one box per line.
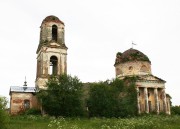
left=115, top=48, right=151, bottom=77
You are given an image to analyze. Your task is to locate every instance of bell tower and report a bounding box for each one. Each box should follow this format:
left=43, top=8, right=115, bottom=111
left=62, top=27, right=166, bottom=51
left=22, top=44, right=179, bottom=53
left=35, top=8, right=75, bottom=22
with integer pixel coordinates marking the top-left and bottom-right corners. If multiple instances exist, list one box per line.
left=35, top=15, right=68, bottom=89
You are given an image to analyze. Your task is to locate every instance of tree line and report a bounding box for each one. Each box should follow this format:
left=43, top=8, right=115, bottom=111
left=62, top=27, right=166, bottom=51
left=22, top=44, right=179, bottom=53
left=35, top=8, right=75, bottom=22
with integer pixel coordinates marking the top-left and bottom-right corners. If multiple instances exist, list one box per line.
left=37, top=74, right=138, bottom=118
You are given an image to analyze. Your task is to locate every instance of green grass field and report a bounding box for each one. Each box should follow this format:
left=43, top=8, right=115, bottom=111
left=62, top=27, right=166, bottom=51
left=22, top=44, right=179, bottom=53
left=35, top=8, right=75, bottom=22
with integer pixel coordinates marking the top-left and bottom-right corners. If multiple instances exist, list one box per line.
left=6, top=115, right=180, bottom=129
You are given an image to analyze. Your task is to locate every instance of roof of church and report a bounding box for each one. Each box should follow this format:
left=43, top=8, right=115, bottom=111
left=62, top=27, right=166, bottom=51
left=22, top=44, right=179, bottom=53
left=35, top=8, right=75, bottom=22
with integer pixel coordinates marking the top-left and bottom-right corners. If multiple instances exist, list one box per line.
left=115, top=48, right=151, bottom=65
left=121, top=74, right=166, bottom=83
left=136, top=74, right=166, bottom=83
left=10, top=86, right=36, bottom=93
left=41, top=15, right=64, bottom=25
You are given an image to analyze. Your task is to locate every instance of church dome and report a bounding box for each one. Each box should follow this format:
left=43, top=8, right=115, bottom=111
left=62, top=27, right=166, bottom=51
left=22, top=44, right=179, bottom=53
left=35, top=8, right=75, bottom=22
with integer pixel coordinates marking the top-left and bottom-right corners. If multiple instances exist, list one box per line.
left=41, top=15, right=64, bottom=25
left=115, top=48, right=151, bottom=65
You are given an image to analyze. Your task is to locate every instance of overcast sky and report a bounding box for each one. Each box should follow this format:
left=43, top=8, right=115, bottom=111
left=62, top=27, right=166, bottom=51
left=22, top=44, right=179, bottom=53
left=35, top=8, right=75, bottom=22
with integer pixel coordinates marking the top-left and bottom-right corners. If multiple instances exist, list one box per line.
left=0, top=0, right=180, bottom=106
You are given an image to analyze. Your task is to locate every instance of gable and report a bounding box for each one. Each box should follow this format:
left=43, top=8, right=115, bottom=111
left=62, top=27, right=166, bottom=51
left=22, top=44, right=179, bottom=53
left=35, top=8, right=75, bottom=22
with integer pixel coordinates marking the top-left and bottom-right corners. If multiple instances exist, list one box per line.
left=137, top=75, right=166, bottom=83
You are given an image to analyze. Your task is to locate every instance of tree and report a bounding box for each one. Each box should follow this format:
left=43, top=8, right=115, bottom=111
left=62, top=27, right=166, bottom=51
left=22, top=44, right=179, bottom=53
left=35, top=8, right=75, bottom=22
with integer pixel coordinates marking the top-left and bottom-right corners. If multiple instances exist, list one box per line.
left=87, top=82, right=119, bottom=117
left=87, top=78, right=138, bottom=118
left=37, top=74, right=84, bottom=117
left=171, top=106, right=180, bottom=115
left=118, top=82, right=137, bottom=117
left=0, top=96, right=9, bottom=129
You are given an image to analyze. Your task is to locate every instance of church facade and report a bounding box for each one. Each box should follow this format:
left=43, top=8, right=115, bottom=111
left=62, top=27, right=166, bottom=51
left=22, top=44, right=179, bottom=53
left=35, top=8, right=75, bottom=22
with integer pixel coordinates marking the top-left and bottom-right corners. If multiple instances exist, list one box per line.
left=9, top=15, right=171, bottom=115
left=114, top=48, right=171, bottom=114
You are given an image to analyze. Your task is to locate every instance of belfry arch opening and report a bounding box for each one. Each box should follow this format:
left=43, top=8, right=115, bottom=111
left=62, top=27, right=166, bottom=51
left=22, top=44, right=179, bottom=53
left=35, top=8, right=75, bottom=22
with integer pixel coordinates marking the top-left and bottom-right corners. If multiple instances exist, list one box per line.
left=50, top=56, right=58, bottom=75
left=52, top=25, right=58, bottom=41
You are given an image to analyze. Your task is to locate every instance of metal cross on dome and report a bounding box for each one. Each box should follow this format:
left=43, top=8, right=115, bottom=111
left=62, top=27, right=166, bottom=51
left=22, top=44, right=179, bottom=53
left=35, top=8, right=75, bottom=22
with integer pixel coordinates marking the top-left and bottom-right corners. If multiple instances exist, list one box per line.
left=132, top=41, right=137, bottom=49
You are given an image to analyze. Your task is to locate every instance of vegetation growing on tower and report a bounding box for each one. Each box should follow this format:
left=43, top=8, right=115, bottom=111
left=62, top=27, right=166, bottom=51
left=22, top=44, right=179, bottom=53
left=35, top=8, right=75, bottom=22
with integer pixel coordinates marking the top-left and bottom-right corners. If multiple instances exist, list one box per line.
left=115, top=48, right=151, bottom=65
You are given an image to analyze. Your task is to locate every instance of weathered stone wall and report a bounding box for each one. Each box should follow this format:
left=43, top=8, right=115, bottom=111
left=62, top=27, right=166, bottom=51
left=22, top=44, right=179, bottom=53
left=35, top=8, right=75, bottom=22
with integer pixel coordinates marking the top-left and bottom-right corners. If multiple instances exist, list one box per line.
left=115, top=61, right=151, bottom=77
left=40, top=22, right=65, bottom=44
left=36, top=17, right=67, bottom=89
left=10, top=92, right=39, bottom=115
left=36, top=45, right=67, bottom=89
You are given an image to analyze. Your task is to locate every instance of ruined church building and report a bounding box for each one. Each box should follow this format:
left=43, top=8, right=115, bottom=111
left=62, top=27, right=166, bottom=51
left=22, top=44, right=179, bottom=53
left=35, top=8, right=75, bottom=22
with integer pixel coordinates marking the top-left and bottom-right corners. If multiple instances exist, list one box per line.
left=9, top=15, right=171, bottom=115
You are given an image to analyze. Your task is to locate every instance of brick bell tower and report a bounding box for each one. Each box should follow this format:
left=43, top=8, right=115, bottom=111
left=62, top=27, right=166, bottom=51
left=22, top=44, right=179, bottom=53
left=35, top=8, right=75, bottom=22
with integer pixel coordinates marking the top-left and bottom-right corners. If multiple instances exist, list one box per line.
left=35, top=15, right=68, bottom=89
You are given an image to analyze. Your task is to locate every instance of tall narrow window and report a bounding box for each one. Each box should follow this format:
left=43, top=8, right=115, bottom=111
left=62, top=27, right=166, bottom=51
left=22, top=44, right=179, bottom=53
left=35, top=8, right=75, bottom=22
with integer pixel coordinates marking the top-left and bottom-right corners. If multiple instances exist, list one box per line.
left=24, top=100, right=30, bottom=110
left=52, top=25, right=58, bottom=41
left=50, top=56, right=58, bottom=75
left=148, top=101, right=152, bottom=112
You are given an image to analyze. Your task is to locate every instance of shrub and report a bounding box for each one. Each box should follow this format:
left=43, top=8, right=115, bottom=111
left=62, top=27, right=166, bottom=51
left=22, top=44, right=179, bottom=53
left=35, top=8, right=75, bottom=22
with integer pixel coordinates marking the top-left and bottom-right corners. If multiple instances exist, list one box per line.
left=24, top=108, right=41, bottom=115
left=0, top=96, right=9, bottom=129
left=171, top=105, right=180, bottom=115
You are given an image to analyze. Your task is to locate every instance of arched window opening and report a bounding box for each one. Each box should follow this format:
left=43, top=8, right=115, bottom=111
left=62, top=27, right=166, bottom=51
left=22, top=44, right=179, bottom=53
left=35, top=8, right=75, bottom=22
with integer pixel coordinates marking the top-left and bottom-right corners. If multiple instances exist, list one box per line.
left=129, top=66, right=133, bottom=72
left=50, top=56, right=58, bottom=75
left=52, top=25, right=58, bottom=41
left=140, top=65, right=148, bottom=72
left=24, top=100, right=30, bottom=110
left=116, top=68, right=123, bottom=75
